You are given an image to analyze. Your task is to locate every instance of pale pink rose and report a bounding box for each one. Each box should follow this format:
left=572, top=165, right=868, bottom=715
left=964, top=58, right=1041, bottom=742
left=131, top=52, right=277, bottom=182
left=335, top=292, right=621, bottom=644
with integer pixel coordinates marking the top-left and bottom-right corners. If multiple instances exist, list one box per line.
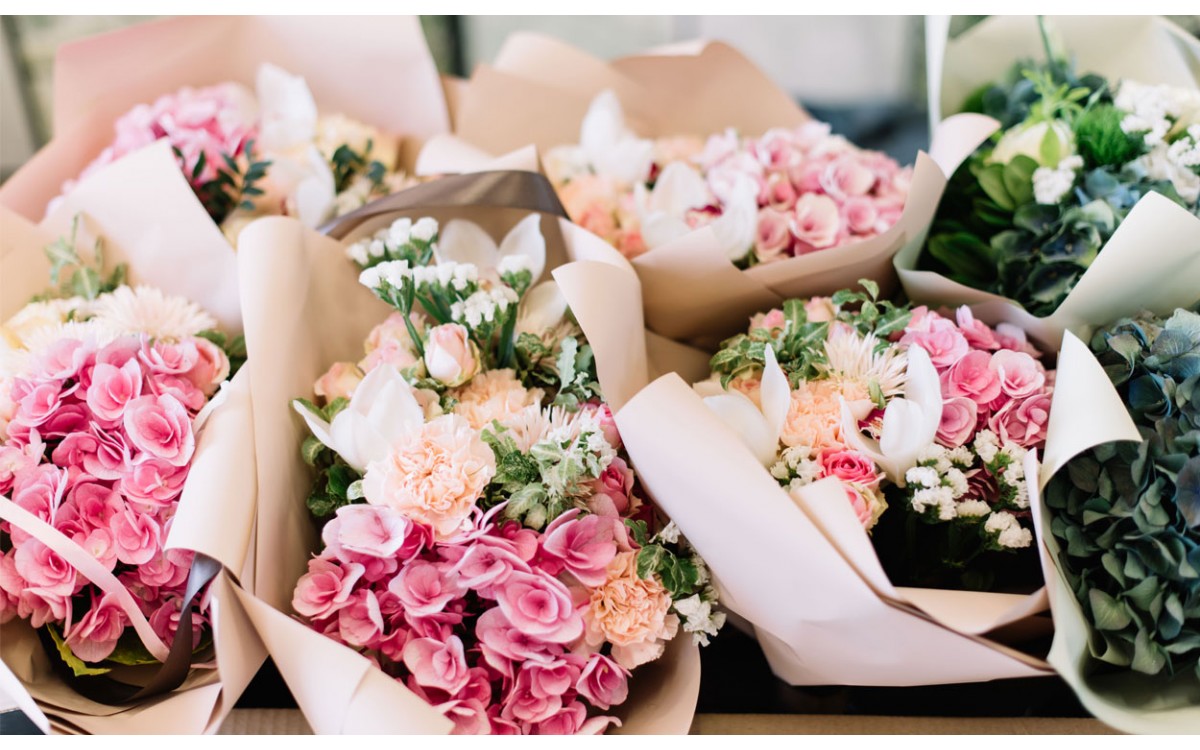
left=361, top=312, right=423, bottom=373
left=763, top=172, right=798, bottom=210
left=475, top=607, right=561, bottom=675
left=147, top=373, right=206, bottom=413
left=698, top=128, right=740, bottom=170
left=338, top=588, right=385, bottom=647
left=708, top=152, right=764, bottom=204
left=820, top=155, right=877, bottom=200
left=842, top=195, right=881, bottom=235
left=989, top=392, right=1052, bottom=448
left=292, top=557, right=364, bottom=620
left=119, top=458, right=189, bottom=506
left=989, top=349, right=1046, bottom=400
left=494, top=570, right=583, bottom=644
left=404, top=635, right=471, bottom=694
left=123, top=394, right=194, bottom=466
left=805, top=297, right=837, bottom=322
left=363, top=414, right=495, bottom=540
left=13, top=381, right=64, bottom=428
left=575, top=203, right=618, bottom=242
left=140, top=339, right=199, bottom=376
left=314, top=362, right=363, bottom=403
left=955, top=307, right=1001, bottom=350
left=751, top=129, right=797, bottom=171
left=821, top=450, right=881, bottom=487
left=843, top=484, right=874, bottom=528
left=388, top=559, right=462, bottom=616
left=755, top=207, right=792, bottom=264
left=65, top=595, right=128, bottom=663
left=502, top=666, right=564, bottom=724
left=576, top=653, right=629, bottom=710
left=589, top=458, right=634, bottom=517
left=541, top=511, right=619, bottom=587
left=323, top=504, right=413, bottom=561
left=615, top=228, right=647, bottom=259
left=789, top=193, right=841, bottom=250
left=183, top=336, right=230, bottom=396
left=937, top=397, right=979, bottom=448
left=13, top=539, right=77, bottom=596
left=424, top=324, right=480, bottom=388
left=942, top=350, right=1003, bottom=405
left=86, top=359, right=143, bottom=423
left=583, top=552, right=677, bottom=670
left=109, top=507, right=162, bottom=565
left=750, top=308, right=786, bottom=330
left=789, top=156, right=832, bottom=194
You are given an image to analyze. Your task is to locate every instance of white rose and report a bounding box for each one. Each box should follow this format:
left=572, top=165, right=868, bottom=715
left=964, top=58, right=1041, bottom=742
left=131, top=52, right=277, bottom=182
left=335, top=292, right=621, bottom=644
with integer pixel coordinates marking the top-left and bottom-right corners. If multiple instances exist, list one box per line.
left=989, top=120, right=1074, bottom=167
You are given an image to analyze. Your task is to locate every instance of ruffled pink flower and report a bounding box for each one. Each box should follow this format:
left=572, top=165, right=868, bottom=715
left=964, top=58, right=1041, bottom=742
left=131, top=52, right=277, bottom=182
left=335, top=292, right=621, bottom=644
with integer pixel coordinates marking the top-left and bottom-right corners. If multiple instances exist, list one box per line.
left=39, top=403, right=89, bottom=440
left=989, top=392, right=1052, bottom=448
left=494, top=570, right=583, bottom=644
left=13, top=381, right=65, bottom=428
left=84, top=426, right=132, bottom=481
left=148, top=373, right=206, bottom=413
left=149, top=595, right=204, bottom=650
left=123, top=393, right=194, bottom=466
left=184, top=337, right=230, bottom=397
left=0, top=444, right=40, bottom=494
left=66, top=593, right=128, bottom=663
left=323, top=504, right=414, bottom=561
left=138, top=551, right=188, bottom=588
left=937, top=397, right=979, bottom=448
left=452, top=538, right=531, bottom=590
left=942, top=350, right=1002, bottom=405
left=790, top=193, right=841, bottom=250
left=70, top=481, right=123, bottom=530
left=81, top=527, right=120, bottom=571
left=989, top=349, right=1046, bottom=400
left=540, top=511, right=618, bottom=587
left=754, top=207, right=792, bottom=264
left=955, top=307, right=1001, bottom=350
left=120, top=457, right=189, bottom=506
left=901, top=310, right=970, bottom=368
left=292, top=557, right=364, bottom=620
left=403, top=635, right=471, bottom=694
left=388, top=559, right=461, bottom=617
left=842, top=195, right=881, bottom=235
left=820, top=155, right=877, bottom=200
left=13, top=539, right=77, bottom=596
left=338, top=588, right=385, bottom=648
left=109, top=507, right=162, bottom=566
left=86, top=359, right=143, bottom=423
left=576, top=653, right=629, bottom=710
left=443, top=699, right=490, bottom=736
left=821, top=450, right=881, bottom=487
left=502, top=666, right=563, bottom=725
left=475, top=607, right=560, bottom=674
left=535, top=701, right=606, bottom=735
left=9, top=464, right=68, bottom=545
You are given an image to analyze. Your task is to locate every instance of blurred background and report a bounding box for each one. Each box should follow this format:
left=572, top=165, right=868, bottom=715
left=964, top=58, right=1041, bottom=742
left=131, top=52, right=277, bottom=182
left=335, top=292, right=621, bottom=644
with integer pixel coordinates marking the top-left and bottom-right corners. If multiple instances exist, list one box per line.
left=3, top=15, right=1200, bottom=181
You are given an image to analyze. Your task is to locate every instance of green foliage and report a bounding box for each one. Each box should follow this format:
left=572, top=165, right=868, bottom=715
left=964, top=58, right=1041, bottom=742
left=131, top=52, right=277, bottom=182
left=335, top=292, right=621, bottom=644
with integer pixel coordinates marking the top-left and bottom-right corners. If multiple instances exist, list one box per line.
left=41, top=215, right=127, bottom=302
left=1075, top=104, right=1145, bottom=167
left=330, top=139, right=388, bottom=195
left=1044, top=306, right=1200, bottom=678
left=181, top=140, right=271, bottom=225
left=46, top=623, right=111, bottom=676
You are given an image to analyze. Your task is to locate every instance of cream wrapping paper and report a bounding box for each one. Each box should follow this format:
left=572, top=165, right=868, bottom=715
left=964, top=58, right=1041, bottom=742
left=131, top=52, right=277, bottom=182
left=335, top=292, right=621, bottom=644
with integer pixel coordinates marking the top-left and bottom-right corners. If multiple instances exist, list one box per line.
left=232, top=185, right=703, bottom=734
left=0, top=141, right=264, bottom=733
left=901, top=15, right=1200, bottom=350
left=0, top=15, right=450, bottom=222
left=418, top=33, right=1009, bottom=349
left=549, top=237, right=1193, bottom=687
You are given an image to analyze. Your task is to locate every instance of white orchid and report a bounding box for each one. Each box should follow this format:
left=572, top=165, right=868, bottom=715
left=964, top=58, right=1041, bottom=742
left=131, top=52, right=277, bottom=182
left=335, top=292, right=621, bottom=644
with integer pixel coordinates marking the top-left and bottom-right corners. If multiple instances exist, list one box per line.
left=699, top=346, right=791, bottom=466
left=635, top=163, right=757, bottom=261
left=578, top=90, right=655, bottom=186
left=294, top=364, right=424, bottom=472
left=436, top=214, right=546, bottom=284
left=839, top=345, right=943, bottom=485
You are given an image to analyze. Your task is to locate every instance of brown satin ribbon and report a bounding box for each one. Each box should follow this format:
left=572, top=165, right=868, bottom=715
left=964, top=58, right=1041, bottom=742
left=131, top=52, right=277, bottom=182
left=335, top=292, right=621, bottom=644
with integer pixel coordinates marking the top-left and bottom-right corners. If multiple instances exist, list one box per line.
left=42, top=553, right=221, bottom=706
left=320, top=170, right=569, bottom=240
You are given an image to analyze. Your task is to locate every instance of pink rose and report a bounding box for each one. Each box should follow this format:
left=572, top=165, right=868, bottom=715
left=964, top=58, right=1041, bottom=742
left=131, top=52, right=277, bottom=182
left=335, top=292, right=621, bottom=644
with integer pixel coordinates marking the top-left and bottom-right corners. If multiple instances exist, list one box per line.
left=338, top=589, right=385, bottom=648
left=751, top=129, right=796, bottom=171
left=119, top=458, right=189, bottom=506
left=989, top=349, right=1046, bottom=400
left=844, top=485, right=874, bottom=528
left=123, top=393, right=195, bottom=466
left=403, top=635, right=471, bottom=694
left=750, top=308, right=786, bottom=330
left=323, top=504, right=413, bottom=561
left=789, top=193, right=841, bottom=250
left=576, top=653, right=629, bottom=710
left=820, top=155, right=877, bottom=200
left=900, top=314, right=970, bottom=369
left=789, top=155, right=831, bottom=194
left=292, top=557, right=364, bottom=620
left=955, top=307, right=1000, bottom=350
left=424, top=324, right=479, bottom=388
left=475, top=607, right=561, bottom=675
left=754, top=207, right=792, bottom=264
left=590, top=458, right=634, bottom=516
left=183, top=337, right=230, bottom=396
left=540, top=511, right=619, bottom=587
left=139, top=339, right=199, bottom=376
left=388, top=559, right=461, bottom=617
left=109, top=507, right=162, bottom=565
left=804, top=297, right=837, bottom=322
left=494, top=570, right=583, bottom=644
left=314, top=362, right=363, bottom=403
left=66, top=594, right=128, bottom=663
left=86, top=359, right=143, bottom=422
left=763, top=172, right=798, bottom=210
left=942, top=350, right=1002, bottom=405
left=821, top=450, right=881, bottom=487
left=841, top=195, right=880, bottom=235
left=937, top=397, right=979, bottom=448
left=989, top=392, right=1052, bottom=448
left=147, top=373, right=206, bottom=412
left=502, top=666, right=563, bottom=724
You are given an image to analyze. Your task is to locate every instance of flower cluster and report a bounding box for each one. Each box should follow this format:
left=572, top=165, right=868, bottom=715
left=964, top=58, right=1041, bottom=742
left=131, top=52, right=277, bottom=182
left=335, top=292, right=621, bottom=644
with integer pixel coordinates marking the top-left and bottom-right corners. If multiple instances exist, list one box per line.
left=705, top=282, right=1054, bottom=581
left=0, top=236, right=235, bottom=673
left=1045, top=307, right=1200, bottom=679
left=56, top=64, right=410, bottom=235
left=924, top=44, right=1200, bottom=316
left=294, top=216, right=721, bottom=734
left=546, top=91, right=910, bottom=266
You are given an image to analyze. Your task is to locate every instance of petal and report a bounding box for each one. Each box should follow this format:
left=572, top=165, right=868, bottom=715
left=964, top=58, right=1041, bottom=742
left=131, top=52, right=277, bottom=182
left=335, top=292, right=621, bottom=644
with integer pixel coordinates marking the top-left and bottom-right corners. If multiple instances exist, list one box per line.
left=580, top=91, right=652, bottom=185
left=255, top=63, right=317, bottom=152
left=294, top=400, right=335, bottom=454
left=292, top=148, right=337, bottom=228
left=647, top=162, right=710, bottom=216
left=437, top=219, right=498, bottom=268
left=902, top=345, right=944, bottom=446
left=709, top=176, right=759, bottom=261
left=516, top=281, right=568, bottom=336
left=760, top=346, right=790, bottom=445
left=704, top=393, right=777, bottom=467
left=497, top=213, right=546, bottom=281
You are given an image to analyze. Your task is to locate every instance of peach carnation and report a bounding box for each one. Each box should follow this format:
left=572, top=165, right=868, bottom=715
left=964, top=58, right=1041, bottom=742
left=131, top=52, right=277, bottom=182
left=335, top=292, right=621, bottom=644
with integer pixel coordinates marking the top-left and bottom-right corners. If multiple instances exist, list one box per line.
left=584, top=551, right=679, bottom=670
left=450, top=369, right=544, bottom=431
left=362, top=414, right=496, bottom=541
left=779, top=378, right=869, bottom=452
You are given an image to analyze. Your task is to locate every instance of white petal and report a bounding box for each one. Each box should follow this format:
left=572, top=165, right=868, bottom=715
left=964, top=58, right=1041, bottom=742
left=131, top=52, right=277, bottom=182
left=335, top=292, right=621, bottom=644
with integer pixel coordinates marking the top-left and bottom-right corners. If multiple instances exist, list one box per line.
left=579, top=91, right=653, bottom=184
left=710, top=176, right=759, bottom=261
left=294, top=401, right=336, bottom=454
left=704, top=393, right=777, bottom=467
left=580, top=91, right=625, bottom=156
left=256, top=63, right=317, bottom=152
left=692, top=378, right=726, bottom=399
left=648, top=162, right=710, bottom=217
left=902, top=345, right=944, bottom=446
left=437, top=219, right=498, bottom=268
left=516, top=280, right=568, bottom=335
left=497, top=214, right=546, bottom=281
left=292, top=149, right=336, bottom=228
left=760, top=346, right=790, bottom=446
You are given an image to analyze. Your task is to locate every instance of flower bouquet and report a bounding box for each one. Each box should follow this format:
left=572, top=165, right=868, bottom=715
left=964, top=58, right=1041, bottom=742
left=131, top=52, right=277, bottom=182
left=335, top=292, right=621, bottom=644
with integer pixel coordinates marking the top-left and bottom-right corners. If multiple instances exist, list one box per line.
left=231, top=172, right=715, bottom=733
left=0, top=141, right=260, bottom=733
left=416, top=33, right=972, bottom=347
left=0, top=15, right=449, bottom=241
left=1037, top=306, right=1200, bottom=732
left=897, top=15, right=1200, bottom=343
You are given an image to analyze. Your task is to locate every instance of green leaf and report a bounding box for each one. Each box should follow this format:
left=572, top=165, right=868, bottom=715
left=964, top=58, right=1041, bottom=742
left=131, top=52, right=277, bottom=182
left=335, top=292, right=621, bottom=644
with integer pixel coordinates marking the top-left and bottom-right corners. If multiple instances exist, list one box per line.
left=301, top=435, right=327, bottom=466
left=46, top=624, right=111, bottom=676
left=556, top=337, right=579, bottom=390
left=105, top=630, right=160, bottom=666
left=977, top=164, right=1016, bottom=211
left=1089, top=588, right=1132, bottom=630
left=1039, top=125, right=1062, bottom=167
left=636, top=545, right=667, bottom=580
left=1002, top=155, right=1038, bottom=206
left=625, top=519, right=649, bottom=546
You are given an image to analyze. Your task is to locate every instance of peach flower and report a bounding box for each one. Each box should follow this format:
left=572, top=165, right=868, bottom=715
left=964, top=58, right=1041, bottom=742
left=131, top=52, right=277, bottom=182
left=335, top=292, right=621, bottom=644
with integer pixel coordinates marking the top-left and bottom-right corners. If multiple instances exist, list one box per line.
left=314, top=362, right=364, bottom=403
left=779, top=378, right=868, bottom=453
left=451, top=369, right=545, bottom=431
left=362, top=414, right=496, bottom=540
left=583, top=551, right=679, bottom=670
left=360, top=312, right=422, bottom=373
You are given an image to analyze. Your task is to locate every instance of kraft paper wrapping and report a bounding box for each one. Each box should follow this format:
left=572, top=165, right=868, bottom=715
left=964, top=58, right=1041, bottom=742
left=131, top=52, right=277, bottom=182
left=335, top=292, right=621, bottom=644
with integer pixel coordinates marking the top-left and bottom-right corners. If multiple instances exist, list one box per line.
left=232, top=195, right=702, bottom=734
left=0, top=15, right=449, bottom=222
left=417, top=33, right=1006, bottom=348
left=549, top=236, right=1185, bottom=688
left=902, top=15, right=1200, bottom=351
left=0, top=142, right=264, bottom=733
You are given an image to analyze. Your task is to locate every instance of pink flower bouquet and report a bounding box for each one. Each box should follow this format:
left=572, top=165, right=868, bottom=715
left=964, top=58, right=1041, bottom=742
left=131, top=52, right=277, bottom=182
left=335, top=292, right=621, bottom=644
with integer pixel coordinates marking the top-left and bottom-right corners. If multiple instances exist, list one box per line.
left=289, top=215, right=720, bottom=734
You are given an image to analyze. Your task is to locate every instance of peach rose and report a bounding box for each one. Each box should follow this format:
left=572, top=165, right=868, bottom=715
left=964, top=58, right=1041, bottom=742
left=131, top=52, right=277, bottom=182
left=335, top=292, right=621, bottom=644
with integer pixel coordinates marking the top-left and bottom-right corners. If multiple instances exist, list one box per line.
left=583, top=552, right=679, bottom=670
left=362, top=414, right=496, bottom=540
left=361, top=312, right=422, bottom=373
left=314, top=362, right=364, bottom=403
left=451, top=369, right=544, bottom=431
left=424, top=324, right=480, bottom=388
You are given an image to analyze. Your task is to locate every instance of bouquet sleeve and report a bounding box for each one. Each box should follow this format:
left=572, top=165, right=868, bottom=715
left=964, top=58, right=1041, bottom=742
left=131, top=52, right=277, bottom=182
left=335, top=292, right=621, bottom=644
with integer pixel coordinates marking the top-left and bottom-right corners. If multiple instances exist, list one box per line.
left=0, top=142, right=263, bottom=733
left=232, top=171, right=701, bottom=734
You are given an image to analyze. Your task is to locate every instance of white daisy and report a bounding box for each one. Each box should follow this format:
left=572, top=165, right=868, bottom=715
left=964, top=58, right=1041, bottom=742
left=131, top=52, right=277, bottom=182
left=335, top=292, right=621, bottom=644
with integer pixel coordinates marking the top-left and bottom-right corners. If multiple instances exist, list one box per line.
left=91, top=286, right=216, bottom=341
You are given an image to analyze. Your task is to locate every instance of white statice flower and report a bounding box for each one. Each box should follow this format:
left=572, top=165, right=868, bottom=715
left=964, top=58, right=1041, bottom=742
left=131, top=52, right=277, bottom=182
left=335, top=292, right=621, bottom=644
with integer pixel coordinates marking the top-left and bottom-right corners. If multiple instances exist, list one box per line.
left=91, top=285, right=216, bottom=341
left=1013, top=480, right=1030, bottom=509
left=911, top=486, right=956, bottom=520
left=947, top=445, right=974, bottom=467
left=973, top=430, right=1000, bottom=464
left=411, top=217, right=438, bottom=243
left=945, top=467, right=969, bottom=498
left=957, top=499, right=991, bottom=518
left=1032, top=155, right=1083, bottom=205
left=1115, top=80, right=1200, bottom=146
left=653, top=521, right=682, bottom=545
left=583, top=430, right=617, bottom=472
left=1128, top=144, right=1200, bottom=205
left=367, top=239, right=386, bottom=259
left=451, top=288, right=518, bottom=328
left=346, top=241, right=370, bottom=265
left=985, top=511, right=1033, bottom=549
left=916, top=443, right=946, bottom=464
left=358, top=265, right=384, bottom=290
left=497, top=254, right=532, bottom=277
left=387, top=218, right=413, bottom=246
left=673, top=592, right=726, bottom=647
left=905, top=465, right=939, bottom=489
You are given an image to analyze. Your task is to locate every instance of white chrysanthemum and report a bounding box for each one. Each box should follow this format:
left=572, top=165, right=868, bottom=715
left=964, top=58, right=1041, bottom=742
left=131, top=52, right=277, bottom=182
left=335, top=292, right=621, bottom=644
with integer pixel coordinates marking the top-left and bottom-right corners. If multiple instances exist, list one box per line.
left=91, top=286, right=215, bottom=341
left=502, top=404, right=552, bottom=452
left=821, top=328, right=908, bottom=401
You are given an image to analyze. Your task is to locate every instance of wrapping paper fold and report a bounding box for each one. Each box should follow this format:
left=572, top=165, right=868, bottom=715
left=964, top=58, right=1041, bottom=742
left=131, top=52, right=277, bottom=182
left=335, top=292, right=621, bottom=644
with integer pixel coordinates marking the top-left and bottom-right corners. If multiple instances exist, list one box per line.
left=0, top=142, right=264, bottom=733
left=232, top=177, right=702, bottom=734
left=0, top=15, right=450, bottom=222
